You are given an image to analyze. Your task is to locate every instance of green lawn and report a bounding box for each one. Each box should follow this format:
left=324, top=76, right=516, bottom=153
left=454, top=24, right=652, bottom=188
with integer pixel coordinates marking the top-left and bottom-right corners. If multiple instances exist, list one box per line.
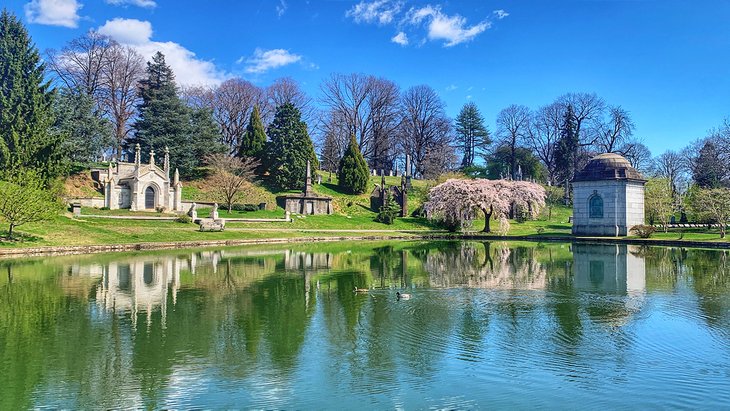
left=4, top=191, right=728, bottom=249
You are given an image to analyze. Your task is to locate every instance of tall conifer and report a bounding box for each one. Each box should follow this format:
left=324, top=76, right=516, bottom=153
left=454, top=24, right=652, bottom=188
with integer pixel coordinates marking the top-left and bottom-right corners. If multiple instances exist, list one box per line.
left=338, top=134, right=370, bottom=194
left=265, top=103, right=318, bottom=189
left=131, top=52, right=221, bottom=177
left=0, top=10, right=65, bottom=181
left=238, top=105, right=266, bottom=160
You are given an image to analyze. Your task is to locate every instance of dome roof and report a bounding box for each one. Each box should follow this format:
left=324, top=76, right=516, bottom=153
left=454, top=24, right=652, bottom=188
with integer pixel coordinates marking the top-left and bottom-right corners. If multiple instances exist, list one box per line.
left=572, top=153, right=646, bottom=182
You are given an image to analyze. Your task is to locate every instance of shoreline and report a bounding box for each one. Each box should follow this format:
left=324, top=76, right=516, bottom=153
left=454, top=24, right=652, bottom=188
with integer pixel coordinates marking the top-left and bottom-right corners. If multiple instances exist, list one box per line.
left=1, top=232, right=728, bottom=259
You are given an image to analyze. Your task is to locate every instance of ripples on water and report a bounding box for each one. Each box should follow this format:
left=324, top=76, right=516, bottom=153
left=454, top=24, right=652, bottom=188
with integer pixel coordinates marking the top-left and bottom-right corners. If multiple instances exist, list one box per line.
left=1, top=241, right=729, bottom=409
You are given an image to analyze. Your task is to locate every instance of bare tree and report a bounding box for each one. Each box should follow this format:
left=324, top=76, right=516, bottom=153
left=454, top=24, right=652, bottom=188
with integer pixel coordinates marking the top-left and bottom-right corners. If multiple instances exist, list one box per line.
left=624, top=142, right=652, bottom=174
left=557, top=92, right=606, bottom=176
left=559, top=92, right=605, bottom=146
left=320, top=73, right=372, bottom=155
left=46, top=31, right=114, bottom=99
left=653, top=150, right=689, bottom=197
left=495, top=104, right=531, bottom=179
left=367, top=77, right=401, bottom=170
left=527, top=102, right=562, bottom=184
left=398, top=85, right=452, bottom=178
left=205, top=153, right=259, bottom=212
left=320, top=73, right=401, bottom=170
left=595, top=105, right=636, bottom=154
left=267, top=77, right=314, bottom=124
left=48, top=33, right=144, bottom=159
left=101, top=43, right=144, bottom=159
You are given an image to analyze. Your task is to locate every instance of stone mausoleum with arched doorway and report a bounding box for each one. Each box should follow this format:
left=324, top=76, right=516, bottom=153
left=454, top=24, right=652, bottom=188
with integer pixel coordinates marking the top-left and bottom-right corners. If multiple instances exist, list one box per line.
left=572, top=153, right=647, bottom=236
left=99, top=144, right=183, bottom=212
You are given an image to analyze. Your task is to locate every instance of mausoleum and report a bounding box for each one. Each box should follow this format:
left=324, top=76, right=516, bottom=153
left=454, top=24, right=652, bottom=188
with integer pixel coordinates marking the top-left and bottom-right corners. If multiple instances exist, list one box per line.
left=572, top=153, right=646, bottom=236
left=277, top=161, right=332, bottom=215
left=98, top=144, right=183, bottom=212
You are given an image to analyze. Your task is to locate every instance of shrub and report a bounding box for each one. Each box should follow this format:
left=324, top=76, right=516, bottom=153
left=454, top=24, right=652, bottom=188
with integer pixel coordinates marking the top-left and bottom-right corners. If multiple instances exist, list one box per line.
left=630, top=224, right=656, bottom=238
left=375, top=192, right=401, bottom=225
left=231, top=203, right=259, bottom=212
left=411, top=205, right=425, bottom=218
left=175, top=214, right=192, bottom=224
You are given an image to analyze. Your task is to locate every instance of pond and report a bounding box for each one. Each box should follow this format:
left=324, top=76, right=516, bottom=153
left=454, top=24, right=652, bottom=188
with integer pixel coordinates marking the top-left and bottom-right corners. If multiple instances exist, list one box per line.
left=1, top=241, right=729, bottom=409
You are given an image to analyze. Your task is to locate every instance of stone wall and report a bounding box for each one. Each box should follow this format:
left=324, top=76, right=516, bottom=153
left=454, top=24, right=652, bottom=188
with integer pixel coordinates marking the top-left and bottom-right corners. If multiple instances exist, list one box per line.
left=573, top=180, right=646, bottom=236
left=277, top=196, right=332, bottom=215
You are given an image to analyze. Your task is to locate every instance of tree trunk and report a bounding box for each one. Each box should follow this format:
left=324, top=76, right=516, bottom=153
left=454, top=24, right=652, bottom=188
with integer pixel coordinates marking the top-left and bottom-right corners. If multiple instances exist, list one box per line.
left=482, top=206, right=493, bottom=233
left=7, top=224, right=14, bottom=240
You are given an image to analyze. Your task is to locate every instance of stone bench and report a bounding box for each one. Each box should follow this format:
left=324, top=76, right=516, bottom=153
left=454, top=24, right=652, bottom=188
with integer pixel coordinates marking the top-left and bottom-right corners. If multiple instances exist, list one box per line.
left=198, top=218, right=225, bottom=232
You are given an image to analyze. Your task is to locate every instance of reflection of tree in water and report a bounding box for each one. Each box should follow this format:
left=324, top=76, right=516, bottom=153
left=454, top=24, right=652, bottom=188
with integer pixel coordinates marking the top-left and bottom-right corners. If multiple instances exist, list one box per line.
left=423, top=242, right=547, bottom=290
left=683, top=249, right=730, bottom=330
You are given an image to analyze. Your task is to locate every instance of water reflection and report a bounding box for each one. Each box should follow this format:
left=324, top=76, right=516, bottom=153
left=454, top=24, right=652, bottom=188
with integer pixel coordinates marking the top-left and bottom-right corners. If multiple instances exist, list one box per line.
left=1, top=241, right=729, bottom=409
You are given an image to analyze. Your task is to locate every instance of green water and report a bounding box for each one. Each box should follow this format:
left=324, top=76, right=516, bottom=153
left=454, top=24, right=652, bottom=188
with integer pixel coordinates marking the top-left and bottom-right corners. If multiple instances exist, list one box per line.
left=1, top=241, right=729, bottom=409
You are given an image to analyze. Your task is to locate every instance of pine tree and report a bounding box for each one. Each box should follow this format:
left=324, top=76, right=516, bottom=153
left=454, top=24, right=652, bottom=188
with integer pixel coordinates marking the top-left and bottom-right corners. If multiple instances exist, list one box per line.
left=338, top=134, right=370, bottom=194
left=554, top=104, right=578, bottom=182
left=131, top=52, right=221, bottom=178
left=238, top=105, right=266, bottom=161
left=54, top=89, right=113, bottom=163
left=455, top=102, right=490, bottom=168
left=0, top=10, right=65, bottom=181
left=265, top=103, right=318, bottom=189
left=693, top=141, right=725, bottom=188
left=553, top=104, right=579, bottom=203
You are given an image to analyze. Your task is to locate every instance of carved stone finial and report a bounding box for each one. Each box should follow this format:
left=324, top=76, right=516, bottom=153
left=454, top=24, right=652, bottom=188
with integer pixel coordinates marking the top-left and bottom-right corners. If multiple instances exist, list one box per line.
left=134, top=143, right=141, bottom=166
left=149, top=149, right=156, bottom=166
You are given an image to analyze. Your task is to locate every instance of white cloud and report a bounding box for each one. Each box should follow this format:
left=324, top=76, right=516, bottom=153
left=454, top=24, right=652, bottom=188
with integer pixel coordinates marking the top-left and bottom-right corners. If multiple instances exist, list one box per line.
left=347, top=0, right=402, bottom=25
left=105, top=0, right=156, bottom=8
left=493, top=9, right=509, bottom=20
left=241, top=48, right=302, bottom=74
left=97, top=18, right=227, bottom=86
left=98, top=18, right=152, bottom=45
left=276, top=0, right=287, bottom=17
left=24, top=0, right=81, bottom=28
left=445, top=84, right=457, bottom=91
left=391, top=31, right=409, bottom=46
left=407, top=5, right=489, bottom=47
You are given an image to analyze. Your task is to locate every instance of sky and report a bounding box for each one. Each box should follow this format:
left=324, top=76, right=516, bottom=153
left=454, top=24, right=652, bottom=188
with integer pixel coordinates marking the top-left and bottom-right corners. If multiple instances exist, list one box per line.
left=6, top=0, right=730, bottom=154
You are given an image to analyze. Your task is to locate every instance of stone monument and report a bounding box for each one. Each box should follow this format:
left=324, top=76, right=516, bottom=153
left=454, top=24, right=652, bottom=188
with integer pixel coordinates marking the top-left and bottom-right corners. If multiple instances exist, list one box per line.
left=277, top=161, right=333, bottom=215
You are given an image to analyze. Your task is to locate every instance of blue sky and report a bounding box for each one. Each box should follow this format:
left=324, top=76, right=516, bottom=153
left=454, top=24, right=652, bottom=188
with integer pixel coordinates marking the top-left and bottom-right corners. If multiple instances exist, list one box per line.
left=8, top=0, right=730, bottom=154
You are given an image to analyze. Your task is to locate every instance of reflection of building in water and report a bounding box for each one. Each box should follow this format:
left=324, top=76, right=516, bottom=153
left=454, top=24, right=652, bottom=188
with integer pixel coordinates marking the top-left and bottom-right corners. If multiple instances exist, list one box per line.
left=96, top=258, right=183, bottom=327
left=284, top=251, right=333, bottom=272
left=67, top=251, right=228, bottom=327
left=572, top=244, right=646, bottom=295
left=425, top=243, right=547, bottom=290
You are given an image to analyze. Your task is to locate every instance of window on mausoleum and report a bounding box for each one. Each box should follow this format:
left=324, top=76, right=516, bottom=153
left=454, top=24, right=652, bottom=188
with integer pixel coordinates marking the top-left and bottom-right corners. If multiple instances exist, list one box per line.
left=589, top=192, right=603, bottom=218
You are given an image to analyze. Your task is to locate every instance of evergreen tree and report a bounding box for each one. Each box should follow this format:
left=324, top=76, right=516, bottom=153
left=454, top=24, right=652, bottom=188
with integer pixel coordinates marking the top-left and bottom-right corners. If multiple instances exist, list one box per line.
left=238, top=105, right=266, bottom=161
left=130, top=52, right=221, bottom=177
left=0, top=10, right=65, bottom=181
left=455, top=102, right=490, bottom=168
left=693, top=141, right=726, bottom=188
left=554, top=104, right=578, bottom=185
left=53, top=89, right=113, bottom=163
left=338, top=134, right=370, bottom=194
left=265, top=103, right=318, bottom=189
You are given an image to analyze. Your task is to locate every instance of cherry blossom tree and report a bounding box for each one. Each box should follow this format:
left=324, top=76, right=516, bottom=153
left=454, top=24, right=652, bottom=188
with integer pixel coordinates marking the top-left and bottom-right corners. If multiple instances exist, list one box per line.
left=424, top=179, right=546, bottom=233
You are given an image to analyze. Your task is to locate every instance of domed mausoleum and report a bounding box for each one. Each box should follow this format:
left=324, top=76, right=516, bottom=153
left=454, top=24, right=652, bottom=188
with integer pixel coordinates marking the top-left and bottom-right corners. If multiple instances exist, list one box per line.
left=572, top=153, right=647, bottom=236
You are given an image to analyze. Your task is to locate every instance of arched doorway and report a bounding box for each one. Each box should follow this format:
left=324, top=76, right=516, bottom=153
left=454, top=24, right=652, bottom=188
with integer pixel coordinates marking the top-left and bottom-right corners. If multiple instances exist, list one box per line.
left=145, top=186, right=156, bottom=209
